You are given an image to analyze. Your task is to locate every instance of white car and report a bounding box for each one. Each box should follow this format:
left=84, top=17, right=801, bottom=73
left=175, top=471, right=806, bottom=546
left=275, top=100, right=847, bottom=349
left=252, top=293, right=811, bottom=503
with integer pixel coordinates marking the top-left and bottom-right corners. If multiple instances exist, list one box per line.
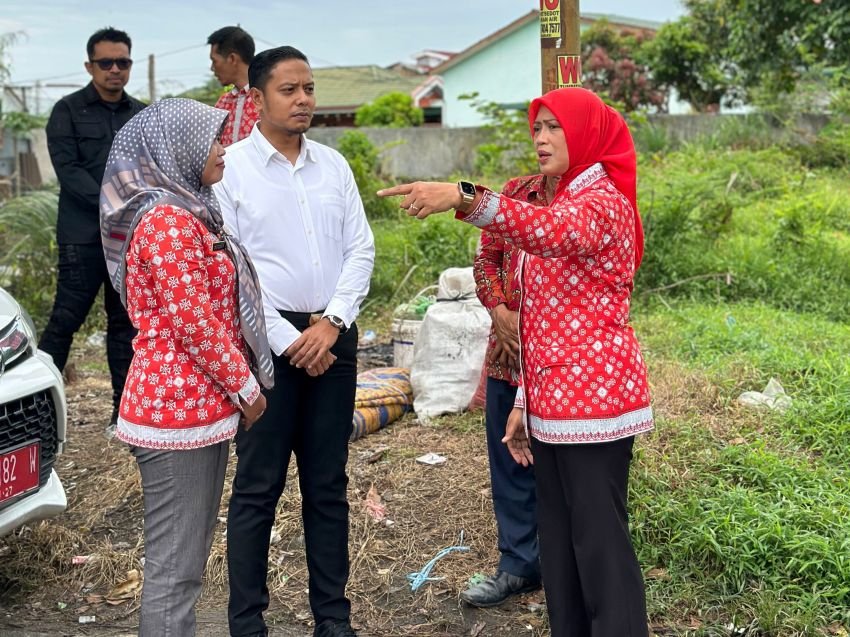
left=0, top=286, right=67, bottom=537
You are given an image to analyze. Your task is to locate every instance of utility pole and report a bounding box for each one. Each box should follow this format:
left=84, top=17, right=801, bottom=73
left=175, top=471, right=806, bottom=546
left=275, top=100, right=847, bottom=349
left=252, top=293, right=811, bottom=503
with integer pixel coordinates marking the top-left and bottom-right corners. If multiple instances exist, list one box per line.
left=148, top=53, right=156, bottom=102
left=540, top=0, right=582, bottom=94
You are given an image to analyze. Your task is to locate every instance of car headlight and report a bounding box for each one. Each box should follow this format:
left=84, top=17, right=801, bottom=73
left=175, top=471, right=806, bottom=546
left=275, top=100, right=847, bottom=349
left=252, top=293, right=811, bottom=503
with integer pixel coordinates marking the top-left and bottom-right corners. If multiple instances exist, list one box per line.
left=0, top=312, right=34, bottom=371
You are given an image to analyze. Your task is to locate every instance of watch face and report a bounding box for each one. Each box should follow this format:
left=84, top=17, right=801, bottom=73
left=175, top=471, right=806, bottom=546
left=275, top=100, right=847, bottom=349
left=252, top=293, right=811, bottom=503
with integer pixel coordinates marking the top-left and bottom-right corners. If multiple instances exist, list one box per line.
left=460, top=181, right=476, bottom=196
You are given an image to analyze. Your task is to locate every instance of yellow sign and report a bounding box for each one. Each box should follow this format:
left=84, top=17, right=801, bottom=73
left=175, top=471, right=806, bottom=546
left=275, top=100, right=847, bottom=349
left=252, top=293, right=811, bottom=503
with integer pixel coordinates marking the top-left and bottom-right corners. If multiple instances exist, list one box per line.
left=557, top=55, right=582, bottom=87
left=540, top=0, right=561, bottom=40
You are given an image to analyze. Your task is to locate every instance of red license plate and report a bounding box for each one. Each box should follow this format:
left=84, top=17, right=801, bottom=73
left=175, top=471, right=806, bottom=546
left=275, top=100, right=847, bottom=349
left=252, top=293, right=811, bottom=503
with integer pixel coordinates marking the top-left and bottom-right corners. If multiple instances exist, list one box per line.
left=0, top=442, right=40, bottom=506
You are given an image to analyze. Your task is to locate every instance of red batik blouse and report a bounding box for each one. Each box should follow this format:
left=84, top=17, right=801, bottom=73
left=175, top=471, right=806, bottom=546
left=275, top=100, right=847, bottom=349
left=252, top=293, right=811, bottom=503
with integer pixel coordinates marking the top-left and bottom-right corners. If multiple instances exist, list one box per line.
left=116, top=204, right=260, bottom=450
left=460, top=163, right=653, bottom=444
left=473, top=175, right=548, bottom=384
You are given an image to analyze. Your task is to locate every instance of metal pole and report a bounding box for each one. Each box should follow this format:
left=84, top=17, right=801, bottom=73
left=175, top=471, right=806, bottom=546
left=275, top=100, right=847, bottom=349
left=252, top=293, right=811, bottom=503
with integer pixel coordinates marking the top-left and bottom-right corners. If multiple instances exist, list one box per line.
left=540, top=0, right=581, bottom=94
left=148, top=54, right=156, bottom=102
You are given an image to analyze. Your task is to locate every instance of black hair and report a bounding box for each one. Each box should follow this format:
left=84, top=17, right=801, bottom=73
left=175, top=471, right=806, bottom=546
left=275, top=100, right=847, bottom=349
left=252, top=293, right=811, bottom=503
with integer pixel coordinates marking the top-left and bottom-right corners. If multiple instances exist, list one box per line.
left=248, top=46, right=310, bottom=91
left=86, top=27, right=132, bottom=58
left=207, top=26, right=255, bottom=65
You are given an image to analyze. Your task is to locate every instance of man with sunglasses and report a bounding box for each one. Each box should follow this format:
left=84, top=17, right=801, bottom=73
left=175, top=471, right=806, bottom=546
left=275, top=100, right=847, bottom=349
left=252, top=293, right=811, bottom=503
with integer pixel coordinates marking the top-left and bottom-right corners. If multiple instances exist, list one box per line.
left=42, top=27, right=145, bottom=436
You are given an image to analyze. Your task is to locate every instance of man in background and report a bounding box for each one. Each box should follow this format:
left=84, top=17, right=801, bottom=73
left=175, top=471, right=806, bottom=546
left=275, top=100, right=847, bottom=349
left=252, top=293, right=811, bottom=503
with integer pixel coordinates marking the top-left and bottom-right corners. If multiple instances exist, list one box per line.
left=460, top=174, right=559, bottom=608
left=208, top=26, right=258, bottom=145
left=41, top=27, right=145, bottom=435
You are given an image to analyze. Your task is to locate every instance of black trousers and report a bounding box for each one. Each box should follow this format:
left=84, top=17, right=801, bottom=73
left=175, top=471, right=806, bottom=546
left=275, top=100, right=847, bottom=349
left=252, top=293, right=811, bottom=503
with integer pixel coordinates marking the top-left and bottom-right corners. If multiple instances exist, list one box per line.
left=227, top=311, right=357, bottom=636
left=531, top=436, right=648, bottom=637
left=485, top=378, right=539, bottom=579
left=38, top=242, right=135, bottom=408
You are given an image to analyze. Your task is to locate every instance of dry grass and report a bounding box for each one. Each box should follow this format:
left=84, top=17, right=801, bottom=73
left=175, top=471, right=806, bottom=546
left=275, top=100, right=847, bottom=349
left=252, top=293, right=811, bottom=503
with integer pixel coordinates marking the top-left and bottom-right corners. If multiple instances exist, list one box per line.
left=1, top=356, right=548, bottom=636
left=2, top=344, right=780, bottom=635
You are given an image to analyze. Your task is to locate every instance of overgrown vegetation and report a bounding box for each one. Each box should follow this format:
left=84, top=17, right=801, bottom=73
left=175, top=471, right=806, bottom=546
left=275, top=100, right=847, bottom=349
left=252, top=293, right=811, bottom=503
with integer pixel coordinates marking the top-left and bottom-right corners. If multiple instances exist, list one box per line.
left=632, top=301, right=850, bottom=633
left=337, top=130, right=399, bottom=221
left=0, top=189, right=59, bottom=329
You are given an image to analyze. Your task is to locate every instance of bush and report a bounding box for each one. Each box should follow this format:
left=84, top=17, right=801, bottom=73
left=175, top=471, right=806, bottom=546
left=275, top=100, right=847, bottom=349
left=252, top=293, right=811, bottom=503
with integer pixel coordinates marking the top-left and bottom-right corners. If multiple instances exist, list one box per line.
left=0, top=189, right=59, bottom=330
left=795, top=121, right=850, bottom=170
left=337, top=130, right=399, bottom=220
left=367, top=215, right=479, bottom=311
left=459, top=95, right=538, bottom=180
left=354, top=92, right=424, bottom=128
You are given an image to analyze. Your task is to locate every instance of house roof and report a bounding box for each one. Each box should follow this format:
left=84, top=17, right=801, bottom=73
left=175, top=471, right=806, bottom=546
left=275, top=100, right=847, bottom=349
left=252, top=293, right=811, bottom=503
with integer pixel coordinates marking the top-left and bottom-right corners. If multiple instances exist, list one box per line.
left=582, top=12, right=663, bottom=32
left=432, top=10, right=662, bottom=74
left=312, top=65, right=425, bottom=113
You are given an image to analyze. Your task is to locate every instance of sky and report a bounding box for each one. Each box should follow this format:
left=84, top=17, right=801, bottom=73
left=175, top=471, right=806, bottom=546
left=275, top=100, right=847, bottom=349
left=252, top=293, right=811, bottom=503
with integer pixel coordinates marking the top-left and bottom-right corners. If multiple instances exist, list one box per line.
left=1, top=0, right=685, bottom=114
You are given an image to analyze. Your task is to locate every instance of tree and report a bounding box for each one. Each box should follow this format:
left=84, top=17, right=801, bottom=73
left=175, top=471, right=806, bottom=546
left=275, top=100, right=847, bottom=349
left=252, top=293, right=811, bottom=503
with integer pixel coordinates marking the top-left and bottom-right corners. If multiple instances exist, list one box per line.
left=0, top=32, right=22, bottom=83
left=169, top=77, right=226, bottom=106
left=726, top=0, right=850, bottom=95
left=354, top=92, right=424, bottom=128
left=580, top=21, right=668, bottom=113
left=645, top=1, right=738, bottom=112
left=647, top=0, right=850, bottom=110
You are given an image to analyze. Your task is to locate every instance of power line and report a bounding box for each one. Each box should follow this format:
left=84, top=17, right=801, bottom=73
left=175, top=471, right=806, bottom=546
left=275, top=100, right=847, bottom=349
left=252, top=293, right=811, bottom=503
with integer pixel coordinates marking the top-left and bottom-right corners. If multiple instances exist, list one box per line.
left=253, top=35, right=339, bottom=67
left=156, top=43, right=207, bottom=58
left=12, top=42, right=206, bottom=84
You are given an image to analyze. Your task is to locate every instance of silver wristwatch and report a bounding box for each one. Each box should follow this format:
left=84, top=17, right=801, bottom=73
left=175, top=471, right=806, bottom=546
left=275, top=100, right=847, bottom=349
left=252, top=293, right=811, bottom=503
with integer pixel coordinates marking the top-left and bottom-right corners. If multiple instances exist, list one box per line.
left=325, top=315, right=347, bottom=333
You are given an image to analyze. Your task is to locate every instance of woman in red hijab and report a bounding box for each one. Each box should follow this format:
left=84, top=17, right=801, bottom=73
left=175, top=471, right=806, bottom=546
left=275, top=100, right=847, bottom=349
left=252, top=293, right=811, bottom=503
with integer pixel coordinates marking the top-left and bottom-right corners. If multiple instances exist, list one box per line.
left=379, top=87, right=652, bottom=636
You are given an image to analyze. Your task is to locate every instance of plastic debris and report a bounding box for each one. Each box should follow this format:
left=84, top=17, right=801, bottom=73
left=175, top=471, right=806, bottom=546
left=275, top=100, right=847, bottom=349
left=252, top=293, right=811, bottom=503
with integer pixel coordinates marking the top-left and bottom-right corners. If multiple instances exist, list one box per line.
left=416, top=452, right=447, bottom=466
left=407, top=531, right=469, bottom=591
left=364, top=485, right=387, bottom=522
left=85, top=332, right=106, bottom=348
left=737, top=378, right=792, bottom=412
left=78, top=616, right=96, bottom=624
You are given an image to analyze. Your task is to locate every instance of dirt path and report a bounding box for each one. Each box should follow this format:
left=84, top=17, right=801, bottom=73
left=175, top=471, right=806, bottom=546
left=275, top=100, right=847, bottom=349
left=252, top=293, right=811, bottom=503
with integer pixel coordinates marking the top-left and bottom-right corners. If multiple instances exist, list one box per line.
left=0, top=343, right=548, bottom=636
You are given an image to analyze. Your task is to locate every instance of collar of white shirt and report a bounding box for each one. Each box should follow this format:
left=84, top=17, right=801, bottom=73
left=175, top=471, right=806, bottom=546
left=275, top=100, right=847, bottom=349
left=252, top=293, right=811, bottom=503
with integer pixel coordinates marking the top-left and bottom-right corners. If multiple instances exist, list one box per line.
left=248, top=125, right=319, bottom=167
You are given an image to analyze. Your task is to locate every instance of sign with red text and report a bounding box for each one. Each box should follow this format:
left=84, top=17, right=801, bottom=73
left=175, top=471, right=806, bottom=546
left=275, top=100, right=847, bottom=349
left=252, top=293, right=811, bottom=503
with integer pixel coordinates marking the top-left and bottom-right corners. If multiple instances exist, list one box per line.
left=0, top=442, right=39, bottom=506
left=540, top=0, right=561, bottom=39
left=557, top=55, right=582, bottom=87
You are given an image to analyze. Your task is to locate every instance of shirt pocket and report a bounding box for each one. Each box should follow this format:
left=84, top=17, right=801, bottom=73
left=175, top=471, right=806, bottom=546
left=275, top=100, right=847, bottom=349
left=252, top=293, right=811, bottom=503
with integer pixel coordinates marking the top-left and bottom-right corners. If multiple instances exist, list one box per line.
left=74, top=119, right=105, bottom=140
left=318, top=194, right=345, bottom=241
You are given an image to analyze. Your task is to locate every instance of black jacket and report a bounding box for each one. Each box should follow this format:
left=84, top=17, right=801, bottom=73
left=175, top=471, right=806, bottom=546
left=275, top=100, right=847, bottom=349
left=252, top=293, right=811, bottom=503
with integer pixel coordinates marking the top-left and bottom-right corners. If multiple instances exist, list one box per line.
left=46, top=82, right=146, bottom=244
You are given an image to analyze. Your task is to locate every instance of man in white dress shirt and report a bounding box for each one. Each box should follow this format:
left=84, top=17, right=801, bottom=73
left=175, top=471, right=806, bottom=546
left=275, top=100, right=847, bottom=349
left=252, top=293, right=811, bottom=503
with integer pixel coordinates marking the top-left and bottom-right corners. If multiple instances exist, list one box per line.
left=214, top=46, right=375, bottom=637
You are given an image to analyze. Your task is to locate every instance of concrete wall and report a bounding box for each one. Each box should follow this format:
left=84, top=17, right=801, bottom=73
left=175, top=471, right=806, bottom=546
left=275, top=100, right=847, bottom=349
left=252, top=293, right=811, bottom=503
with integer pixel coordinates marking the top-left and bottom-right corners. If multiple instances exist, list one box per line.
left=21, top=113, right=834, bottom=186
left=308, top=126, right=492, bottom=179
left=309, top=113, right=831, bottom=178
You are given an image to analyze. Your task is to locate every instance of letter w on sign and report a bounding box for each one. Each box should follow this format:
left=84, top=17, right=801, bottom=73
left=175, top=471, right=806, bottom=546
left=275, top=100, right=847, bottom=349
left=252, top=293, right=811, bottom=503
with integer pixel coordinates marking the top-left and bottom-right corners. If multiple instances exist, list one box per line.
left=557, top=55, right=582, bottom=87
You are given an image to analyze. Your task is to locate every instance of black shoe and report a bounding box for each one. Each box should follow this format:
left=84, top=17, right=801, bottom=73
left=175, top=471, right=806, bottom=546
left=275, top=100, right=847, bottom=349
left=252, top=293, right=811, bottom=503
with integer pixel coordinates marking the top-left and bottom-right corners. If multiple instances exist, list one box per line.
left=459, top=571, right=541, bottom=608
left=314, top=619, right=358, bottom=637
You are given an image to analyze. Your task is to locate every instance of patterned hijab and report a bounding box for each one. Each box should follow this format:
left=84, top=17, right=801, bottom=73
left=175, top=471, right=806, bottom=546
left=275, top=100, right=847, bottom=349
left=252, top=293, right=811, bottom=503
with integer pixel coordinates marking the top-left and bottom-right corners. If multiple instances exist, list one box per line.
left=529, top=87, right=644, bottom=270
left=100, top=98, right=274, bottom=389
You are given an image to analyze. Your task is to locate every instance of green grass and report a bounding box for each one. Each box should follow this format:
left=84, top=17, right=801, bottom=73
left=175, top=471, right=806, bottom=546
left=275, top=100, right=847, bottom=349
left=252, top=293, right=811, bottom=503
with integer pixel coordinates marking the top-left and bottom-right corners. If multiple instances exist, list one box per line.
left=366, top=213, right=480, bottom=312
left=636, top=147, right=850, bottom=322
left=629, top=300, right=850, bottom=633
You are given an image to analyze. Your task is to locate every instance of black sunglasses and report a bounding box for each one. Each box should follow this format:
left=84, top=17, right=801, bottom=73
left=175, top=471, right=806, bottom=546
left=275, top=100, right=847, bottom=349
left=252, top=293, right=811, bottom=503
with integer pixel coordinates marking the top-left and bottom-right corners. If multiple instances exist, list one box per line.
left=90, top=57, right=133, bottom=71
